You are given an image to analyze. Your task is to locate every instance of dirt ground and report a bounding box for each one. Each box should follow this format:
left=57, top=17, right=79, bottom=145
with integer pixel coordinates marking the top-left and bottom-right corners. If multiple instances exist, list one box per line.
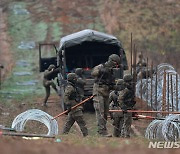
left=0, top=0, right=179, bottom=153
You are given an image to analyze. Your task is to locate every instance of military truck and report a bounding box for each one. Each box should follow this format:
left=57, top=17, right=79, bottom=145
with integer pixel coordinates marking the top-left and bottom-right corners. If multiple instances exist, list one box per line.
left=39, top=29, right=128, bottom=111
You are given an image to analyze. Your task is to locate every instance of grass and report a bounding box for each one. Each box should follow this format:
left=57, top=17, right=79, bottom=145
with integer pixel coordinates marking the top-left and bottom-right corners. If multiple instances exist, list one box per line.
left=100, top=0, right=180, bottom=56
left=0, top=1, right=62, bottom=105
left=57, top=134, right=149, bottom=148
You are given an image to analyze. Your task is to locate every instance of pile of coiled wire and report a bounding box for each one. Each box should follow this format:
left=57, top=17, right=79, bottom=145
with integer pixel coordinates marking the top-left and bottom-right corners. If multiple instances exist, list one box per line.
left=136, top=63, right=180, bottom=111
left=136, top=63, right=180, bottom=141
left=11, top=109, right=58, bottom=136
left=145, top=114, right=180, bottom=141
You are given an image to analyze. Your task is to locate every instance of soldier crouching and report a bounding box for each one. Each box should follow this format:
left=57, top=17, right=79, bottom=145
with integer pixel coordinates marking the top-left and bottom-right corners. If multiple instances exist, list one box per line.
left=62, top=73, right=88, bottom=137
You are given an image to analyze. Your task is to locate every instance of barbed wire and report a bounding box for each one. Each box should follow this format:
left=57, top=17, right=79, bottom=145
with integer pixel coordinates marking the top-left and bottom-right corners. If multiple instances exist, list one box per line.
left=136, top=63, right=180, bottom=111
left=11, top=109, right=58, bottom=136
left=145, top=114, right=180, bottom=141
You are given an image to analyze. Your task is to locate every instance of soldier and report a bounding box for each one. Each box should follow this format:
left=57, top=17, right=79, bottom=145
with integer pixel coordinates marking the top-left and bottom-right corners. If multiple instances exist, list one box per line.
left=109, top=79, right=126, bottom=137
left=91, top=54, right=121, bottom=137
left=75, top=68, right=86, bottom=99
left=62, top=73, right=88, bottom=137
left=118, top=74, right=135, bottom=138
left=42, top=64, right=59, bottom=106
left=136, top=53, right=147, bottom=75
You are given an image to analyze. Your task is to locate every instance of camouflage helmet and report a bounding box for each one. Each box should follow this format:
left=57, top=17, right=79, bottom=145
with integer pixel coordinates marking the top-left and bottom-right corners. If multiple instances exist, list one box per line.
left=123, top=74, right=133, bottom=82
left=48, top=64, right=55, bottom=71
left=108, top=54, right=121, bottom=65
left=67, top=73, right=77, bottom=82
left=75, top=68, right=83, bottom=76
left=115, top=79, right=126, bottom=91
left=116, top=79, right=124, bottom=86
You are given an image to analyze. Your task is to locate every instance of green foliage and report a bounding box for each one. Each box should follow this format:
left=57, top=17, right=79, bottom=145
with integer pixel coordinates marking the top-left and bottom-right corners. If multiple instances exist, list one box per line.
left=33, top=22, right=48, bottom=41
left=0, top=2, right=49, bottom=104
left=52, top=22, right=63, bottom=41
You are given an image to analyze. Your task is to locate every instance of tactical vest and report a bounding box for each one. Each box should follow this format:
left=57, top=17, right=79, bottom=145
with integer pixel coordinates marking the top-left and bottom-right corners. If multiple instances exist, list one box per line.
left=120, top=88, right=135, bottom=110
left=95, top=64, right=115, bottom=86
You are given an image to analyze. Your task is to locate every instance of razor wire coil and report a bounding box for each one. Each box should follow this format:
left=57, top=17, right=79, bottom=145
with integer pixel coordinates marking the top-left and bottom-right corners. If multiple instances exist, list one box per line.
left=145, top=114, right=180, bottom=141
left=136, top=63, right=180, bottom=111
left=11, top=109, right=58, bottom=136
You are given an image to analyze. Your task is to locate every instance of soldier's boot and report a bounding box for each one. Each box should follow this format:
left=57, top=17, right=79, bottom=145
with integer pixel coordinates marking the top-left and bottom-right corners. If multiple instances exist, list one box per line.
left=82, top=131, right=88, bottom=137
left=80, top=126, right=88, bottom=137
left=99, top=129, right=112, bottom=137
left=124, top=135, right=130, bottom=138
left=42, top=95, right=49, bottom=107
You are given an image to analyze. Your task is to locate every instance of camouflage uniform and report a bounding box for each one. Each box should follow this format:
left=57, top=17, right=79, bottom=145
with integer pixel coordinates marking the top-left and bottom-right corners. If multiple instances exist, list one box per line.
left=62, top=73, right=88, bottom=137
left=91, top=54, right=120, bottom=136
left=43, top=64, right=59, bottom=106
left=75, top=68, right=86, bottom=99
left=136, top=53, right=148, bottom=79
left=136, top=53, right=147, bottom=74
left=109, top=79, right=126, bottom=137
left=118, top=74, right=135, bottom=138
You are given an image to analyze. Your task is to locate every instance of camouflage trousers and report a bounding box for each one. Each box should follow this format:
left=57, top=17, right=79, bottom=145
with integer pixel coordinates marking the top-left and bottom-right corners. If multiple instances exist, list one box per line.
left=93, top=95, right=109, bottom=135
left=43, top=80, right=58, bottom=105
left=112, top=117, right=123, bottom=137
left=121, top=112, right=132, bottom=138
left=62, top=110, right=88, bottom=137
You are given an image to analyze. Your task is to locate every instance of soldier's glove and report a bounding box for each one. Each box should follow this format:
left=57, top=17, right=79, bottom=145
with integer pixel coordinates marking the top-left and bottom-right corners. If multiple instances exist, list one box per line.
left=75, top=98, right=80, bottom=102
left=66, top=105, right=72, bottom=114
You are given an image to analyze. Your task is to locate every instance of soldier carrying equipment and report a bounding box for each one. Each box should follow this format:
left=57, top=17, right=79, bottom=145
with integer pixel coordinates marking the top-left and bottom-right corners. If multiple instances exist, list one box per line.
left=91, top=54, right=120, bottom=137
left=62, top=73, right=88, bottom=137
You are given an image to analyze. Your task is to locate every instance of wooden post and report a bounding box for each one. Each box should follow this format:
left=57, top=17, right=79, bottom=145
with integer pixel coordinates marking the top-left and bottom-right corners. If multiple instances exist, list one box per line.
left=170, top=74, right=174, bottom=112
left=162, top=70, right=167, bottom=116
left=130, top=33, right=133, bottom=75
left=176, top=74, right=178, bottom=111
